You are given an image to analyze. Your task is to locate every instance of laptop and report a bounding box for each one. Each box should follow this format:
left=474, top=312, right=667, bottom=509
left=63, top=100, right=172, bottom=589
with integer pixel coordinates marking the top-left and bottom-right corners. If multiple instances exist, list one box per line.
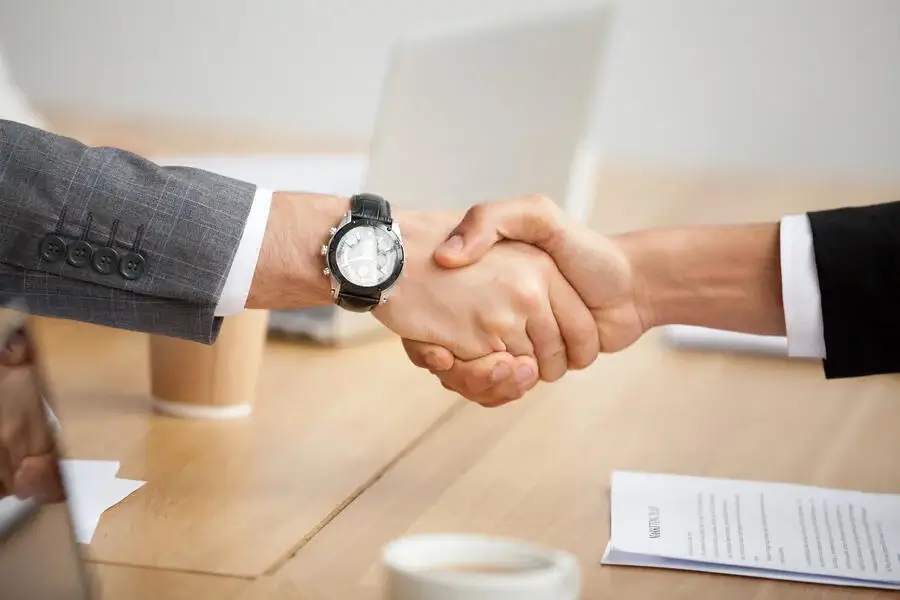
left=0, top=303, right=95, bottom=600
left=364, top=4, right=612, bottom=219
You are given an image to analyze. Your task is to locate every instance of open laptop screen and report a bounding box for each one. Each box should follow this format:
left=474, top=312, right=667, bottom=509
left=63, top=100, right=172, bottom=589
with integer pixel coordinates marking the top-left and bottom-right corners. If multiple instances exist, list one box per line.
left=0, top=303, right=94, bottom=599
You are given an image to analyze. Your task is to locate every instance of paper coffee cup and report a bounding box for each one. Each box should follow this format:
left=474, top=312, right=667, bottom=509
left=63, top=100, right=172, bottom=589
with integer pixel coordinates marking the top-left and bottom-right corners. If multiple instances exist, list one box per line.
left=381, top=534, right=581, bottom=600
left=149, top=309, right=269, bottom=419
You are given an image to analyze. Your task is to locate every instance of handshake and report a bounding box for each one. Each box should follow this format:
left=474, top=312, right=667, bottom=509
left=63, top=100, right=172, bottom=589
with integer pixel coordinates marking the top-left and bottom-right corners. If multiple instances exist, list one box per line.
left=372, top=195, right=784, bottom=407
left=0, top=192, right=783, bottom=503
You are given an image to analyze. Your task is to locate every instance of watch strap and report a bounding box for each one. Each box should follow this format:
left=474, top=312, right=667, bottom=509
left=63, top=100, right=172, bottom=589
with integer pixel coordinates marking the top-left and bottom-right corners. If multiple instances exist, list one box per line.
left=350, top=193, right=392, bottom=224
left=335, top=291, right=381, bottom=312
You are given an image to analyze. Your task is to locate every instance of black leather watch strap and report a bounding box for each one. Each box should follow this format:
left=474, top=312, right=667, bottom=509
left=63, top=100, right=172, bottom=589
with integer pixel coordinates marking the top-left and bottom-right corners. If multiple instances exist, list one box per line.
left=350, top=193, right=392, bottom=224
left=335, top=291, right=381, bottom=313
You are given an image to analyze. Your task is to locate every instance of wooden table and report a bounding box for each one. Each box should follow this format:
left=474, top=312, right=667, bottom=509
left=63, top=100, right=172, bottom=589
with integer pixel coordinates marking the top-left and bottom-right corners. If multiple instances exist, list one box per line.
left=26, top=125, right=900, bottom=599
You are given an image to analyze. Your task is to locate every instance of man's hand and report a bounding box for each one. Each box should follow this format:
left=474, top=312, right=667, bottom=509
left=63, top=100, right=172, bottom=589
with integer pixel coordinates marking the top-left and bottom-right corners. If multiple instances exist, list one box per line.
left=246, top=193, right=600, bottom=400
left=402, top=195, right=651, bottom=405
left=375, top=210, right=600, bottom=391
left=0, top=330, right=65, bottom=503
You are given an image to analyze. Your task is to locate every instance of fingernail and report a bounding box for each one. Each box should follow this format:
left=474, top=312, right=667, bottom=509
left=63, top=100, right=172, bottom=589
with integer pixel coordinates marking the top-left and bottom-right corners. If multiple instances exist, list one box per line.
left=440, top=235, right=464, bottom=254
left=491, top=362, right=512, bottom=383
left=515, top=365, right=535, bottom=384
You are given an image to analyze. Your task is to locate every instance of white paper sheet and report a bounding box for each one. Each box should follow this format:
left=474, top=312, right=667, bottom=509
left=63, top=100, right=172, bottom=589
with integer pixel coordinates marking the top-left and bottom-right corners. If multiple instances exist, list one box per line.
left=68, top=474, right=145, bottom=544
left=602, top=471, right=900, bottom=590
left=0, top=460, right=145, bottom=545
left=61, top=460, right=145, bottom=544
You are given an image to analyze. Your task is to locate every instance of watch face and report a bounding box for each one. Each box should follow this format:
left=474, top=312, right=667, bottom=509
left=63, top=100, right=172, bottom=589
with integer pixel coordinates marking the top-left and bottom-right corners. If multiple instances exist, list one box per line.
left=334, top=224, right=401, bottom=288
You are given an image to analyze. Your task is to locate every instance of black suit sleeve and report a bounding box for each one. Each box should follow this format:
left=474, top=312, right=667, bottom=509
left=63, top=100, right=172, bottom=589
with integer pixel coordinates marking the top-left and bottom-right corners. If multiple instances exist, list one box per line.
left=807, top=201, right=900, bottom=378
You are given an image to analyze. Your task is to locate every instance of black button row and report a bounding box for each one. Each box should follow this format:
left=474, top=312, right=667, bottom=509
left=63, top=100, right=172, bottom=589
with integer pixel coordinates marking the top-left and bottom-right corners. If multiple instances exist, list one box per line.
left=39, top=234, right=146, bottom=281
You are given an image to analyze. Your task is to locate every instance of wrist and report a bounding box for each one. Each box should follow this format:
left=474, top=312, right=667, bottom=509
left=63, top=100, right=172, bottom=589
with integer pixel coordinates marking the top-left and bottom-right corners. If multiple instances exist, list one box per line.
left=246, top=191, right=350, bottom=309
left=613, top=231, right=665, bottom=332
left=372, top=209, right=460, bottom=320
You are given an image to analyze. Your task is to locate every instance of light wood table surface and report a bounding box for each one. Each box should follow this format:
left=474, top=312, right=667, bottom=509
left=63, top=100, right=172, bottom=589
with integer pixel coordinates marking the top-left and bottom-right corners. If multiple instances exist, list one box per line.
left=243, top=169, right=900, bottom=599
left=32, top=319, right=457, bottom=578
left=26, top=122, right=900, bottom=599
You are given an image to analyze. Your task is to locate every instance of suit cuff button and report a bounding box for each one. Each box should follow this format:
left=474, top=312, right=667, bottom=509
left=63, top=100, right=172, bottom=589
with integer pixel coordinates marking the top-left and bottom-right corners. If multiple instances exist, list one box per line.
left=66, top=240, right=93, bottom=267
left=92, top=247, right=120, bottom=275
left=119, top=252, right=146, bottom=280
left=39, top=235, right=67, bottom=262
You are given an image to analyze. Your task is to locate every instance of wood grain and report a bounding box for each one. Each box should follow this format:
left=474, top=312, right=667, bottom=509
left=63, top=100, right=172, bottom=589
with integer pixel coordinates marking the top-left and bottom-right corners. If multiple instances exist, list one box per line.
left=19, top=115, right=900, bottom=598
left=92, top=563, right=250, bottom=600
left=258, top=172, right=900, bottom=598
left=28, top=317, right=458, bottom=577
left=264, top=329, right=900, bottom=599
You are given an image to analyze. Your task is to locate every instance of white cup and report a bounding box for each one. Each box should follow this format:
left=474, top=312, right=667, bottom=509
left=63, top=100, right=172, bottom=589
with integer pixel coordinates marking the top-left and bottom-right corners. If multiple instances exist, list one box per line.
left=381, top=534, right=581, bottom=600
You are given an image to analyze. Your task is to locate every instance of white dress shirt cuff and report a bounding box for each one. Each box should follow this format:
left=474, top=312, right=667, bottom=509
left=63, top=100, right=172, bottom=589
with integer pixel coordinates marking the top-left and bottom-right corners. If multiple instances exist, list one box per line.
left=780, top=214, right=826, bottom=359
left=214, top=187, right=273, bottom=316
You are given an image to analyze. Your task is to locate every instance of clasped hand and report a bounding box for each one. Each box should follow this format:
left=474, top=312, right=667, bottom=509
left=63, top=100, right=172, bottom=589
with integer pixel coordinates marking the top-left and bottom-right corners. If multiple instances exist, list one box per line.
left=377, top=195, right=650, bottom=407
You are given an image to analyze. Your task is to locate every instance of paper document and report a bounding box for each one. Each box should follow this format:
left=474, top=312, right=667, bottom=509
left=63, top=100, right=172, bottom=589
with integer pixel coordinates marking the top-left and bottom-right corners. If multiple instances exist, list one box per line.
left=602, top=471, right=900, bottom=590
left=61, top=460, right=145, bottom=544
left=0, top=460, right=145, bottom=545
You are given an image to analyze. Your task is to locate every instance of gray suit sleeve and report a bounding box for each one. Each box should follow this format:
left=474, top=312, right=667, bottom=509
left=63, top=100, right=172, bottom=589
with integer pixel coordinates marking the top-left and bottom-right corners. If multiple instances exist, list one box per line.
left=0, top=119, right=257, bottom=343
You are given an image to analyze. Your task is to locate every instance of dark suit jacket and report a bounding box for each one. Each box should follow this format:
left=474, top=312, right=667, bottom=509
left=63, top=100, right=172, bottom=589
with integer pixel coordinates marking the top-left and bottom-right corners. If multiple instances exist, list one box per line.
left=0, top=120, right=256, bottom=343
left=808, top=201, right=900, bottom=378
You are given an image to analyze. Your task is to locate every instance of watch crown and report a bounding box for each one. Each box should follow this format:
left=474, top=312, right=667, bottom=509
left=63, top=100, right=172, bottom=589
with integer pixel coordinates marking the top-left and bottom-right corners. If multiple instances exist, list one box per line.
left=320, top=244, right=328, bottom=255
left=329, top=227, right=338, bottom=235
left=379, top=296, right=389, bottom=305
left=323, top=267, right=331, bottom=276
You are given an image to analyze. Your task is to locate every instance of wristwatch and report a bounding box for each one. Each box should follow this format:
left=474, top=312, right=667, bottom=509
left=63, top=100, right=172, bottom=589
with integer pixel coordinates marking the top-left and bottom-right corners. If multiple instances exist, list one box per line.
left=322, top=193, right=405, bottom=312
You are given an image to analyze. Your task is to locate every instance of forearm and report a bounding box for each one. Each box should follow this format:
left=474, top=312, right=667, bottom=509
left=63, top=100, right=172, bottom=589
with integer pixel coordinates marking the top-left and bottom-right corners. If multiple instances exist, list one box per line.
left=618, top=222, right=785, bottom=336
left=246, top=192, right=349, bottom=309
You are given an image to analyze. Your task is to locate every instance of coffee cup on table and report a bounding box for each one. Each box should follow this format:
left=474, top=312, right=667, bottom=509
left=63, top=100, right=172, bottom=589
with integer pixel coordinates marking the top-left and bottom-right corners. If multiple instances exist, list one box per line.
left=381, top=534, right=581, bottom=600
left=149, top=309, right=269, bottom=419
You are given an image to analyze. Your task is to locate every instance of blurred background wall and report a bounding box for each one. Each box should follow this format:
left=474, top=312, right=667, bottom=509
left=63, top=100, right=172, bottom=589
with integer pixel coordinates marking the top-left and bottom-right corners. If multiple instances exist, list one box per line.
left=1, top=0, right=899, bottom=182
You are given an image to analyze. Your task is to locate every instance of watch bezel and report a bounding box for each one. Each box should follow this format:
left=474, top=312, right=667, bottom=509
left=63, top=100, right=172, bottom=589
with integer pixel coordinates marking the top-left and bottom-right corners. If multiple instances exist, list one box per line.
left=326, top=218, right=405, bottom=294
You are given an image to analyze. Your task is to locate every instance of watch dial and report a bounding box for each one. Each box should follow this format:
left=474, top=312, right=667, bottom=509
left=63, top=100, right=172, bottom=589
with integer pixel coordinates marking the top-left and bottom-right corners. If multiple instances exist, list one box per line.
left=335, top=225, right=399, bottom=287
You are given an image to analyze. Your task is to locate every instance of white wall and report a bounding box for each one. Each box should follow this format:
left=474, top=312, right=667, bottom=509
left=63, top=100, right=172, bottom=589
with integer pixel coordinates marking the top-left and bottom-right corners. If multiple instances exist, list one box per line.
left=2, top=0, right=899, bottom=182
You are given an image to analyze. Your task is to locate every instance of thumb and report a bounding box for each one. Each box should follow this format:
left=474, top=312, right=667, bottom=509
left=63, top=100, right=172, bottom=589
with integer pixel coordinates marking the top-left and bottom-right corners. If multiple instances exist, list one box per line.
left=434, top=195, right=564, bottom=268
left=434, top=206, right=503, bottom=268
left=402, top=339, right=456, bottom=372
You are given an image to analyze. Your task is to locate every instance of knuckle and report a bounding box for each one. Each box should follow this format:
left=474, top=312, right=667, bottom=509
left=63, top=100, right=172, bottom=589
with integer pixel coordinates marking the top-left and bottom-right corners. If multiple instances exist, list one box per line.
left=568, top=329, right=600, bottom=370
left=481, top=311, right=518, bottom=336
left=534, top=250, right=558, bottom=273
left=423, top=349, right=449, bottom=372
left=523, top=194, right=564, bottom=245
left=526, top=193, right=553, bottom=211
left=465, top=202, right=490, bottom=226
left=515, top=287, right=544, bottom=313
left=568, top=348, right=596, bottom=370
left=539, top=349, right=568, bottom=382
